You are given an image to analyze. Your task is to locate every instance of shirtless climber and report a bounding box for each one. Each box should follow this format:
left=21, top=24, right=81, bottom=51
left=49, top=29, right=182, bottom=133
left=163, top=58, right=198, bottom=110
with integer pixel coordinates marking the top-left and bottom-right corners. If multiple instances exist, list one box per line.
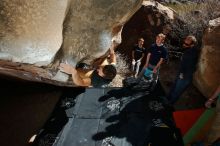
left=59, top=41, right=118, bottom=88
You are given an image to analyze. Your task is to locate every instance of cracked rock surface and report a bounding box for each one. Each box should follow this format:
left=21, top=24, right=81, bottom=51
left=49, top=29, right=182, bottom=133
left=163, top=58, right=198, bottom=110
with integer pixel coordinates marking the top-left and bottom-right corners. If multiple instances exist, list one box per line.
left=0, top=0, right=143, bottom=86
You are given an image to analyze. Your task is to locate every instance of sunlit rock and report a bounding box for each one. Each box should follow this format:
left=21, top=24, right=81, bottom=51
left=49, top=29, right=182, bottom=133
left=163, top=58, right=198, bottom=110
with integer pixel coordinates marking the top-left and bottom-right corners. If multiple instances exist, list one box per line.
left=194, top=17, right=220, bottom=97
left=0, top=0, right=69, bottom=66
left=0, top=0, right=143, bottom=86
left=60, top=0, right=143, bottom=66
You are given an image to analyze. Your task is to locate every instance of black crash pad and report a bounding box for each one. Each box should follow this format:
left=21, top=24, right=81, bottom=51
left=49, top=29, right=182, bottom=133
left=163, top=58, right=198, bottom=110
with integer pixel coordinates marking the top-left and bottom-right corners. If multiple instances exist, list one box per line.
left=34, top=83, right=183, bottom=146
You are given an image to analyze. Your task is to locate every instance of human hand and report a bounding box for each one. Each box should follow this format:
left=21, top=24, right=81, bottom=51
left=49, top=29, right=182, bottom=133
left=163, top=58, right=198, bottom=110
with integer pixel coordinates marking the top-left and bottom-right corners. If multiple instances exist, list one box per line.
left=143, top=64, right=148, bottom=68
left=59, top=63, right=75, bottom=75
left=137, top=59, right=141, bottom=63
left=205, top=98, right=214, bottom=108
left=110, top=40, right=118, bottom=53
left=179, top=73, right=184, bottom=79
left=153, top=68, right=157, bottom=73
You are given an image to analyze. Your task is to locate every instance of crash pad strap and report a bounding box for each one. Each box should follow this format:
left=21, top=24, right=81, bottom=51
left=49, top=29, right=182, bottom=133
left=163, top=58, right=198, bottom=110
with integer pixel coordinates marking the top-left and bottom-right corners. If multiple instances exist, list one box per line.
left=183, top=108, right=215, bottom=145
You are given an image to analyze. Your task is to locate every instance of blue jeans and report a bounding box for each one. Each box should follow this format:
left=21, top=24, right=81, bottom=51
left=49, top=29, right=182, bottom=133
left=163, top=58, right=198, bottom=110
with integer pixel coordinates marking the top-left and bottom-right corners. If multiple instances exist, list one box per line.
left=167, top=77, right=191, bottom=104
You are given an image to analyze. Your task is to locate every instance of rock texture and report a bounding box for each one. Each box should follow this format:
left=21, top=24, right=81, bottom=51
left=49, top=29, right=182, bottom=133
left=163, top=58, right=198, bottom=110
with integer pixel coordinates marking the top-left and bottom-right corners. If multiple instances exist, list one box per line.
left=0, top=0, right=69, bottom=66
left=194, top=18, right=220, bottom=144
left=61, top=0, right=143, bottom=65
left=156, top=0, right=205, bottom=4
left=117, top=1, right=174, bottom=62
left=194, top=17, right=220, bottom=97
left=0, top=0, right=143, bottom=86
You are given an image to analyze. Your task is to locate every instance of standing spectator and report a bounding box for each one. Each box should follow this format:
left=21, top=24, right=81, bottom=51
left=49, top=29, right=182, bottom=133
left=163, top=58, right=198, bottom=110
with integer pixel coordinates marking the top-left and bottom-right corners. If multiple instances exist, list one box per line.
left=167, top=35, right=199, bottom=104
left=131, top=38, right=145, bottom=78
left=138, top=33, right=167, bottom=82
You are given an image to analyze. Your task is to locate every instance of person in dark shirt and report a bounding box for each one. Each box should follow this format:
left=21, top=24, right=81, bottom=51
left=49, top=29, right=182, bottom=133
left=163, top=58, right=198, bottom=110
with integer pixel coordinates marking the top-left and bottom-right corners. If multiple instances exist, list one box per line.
left=131, top=38, right=145, bottom=77
left=59, top=41, right=117, bottom=88
left=138, top=33, right=167, bottom=81
left=167, top=35, right=199, bottom=104
left=90, top=64, right=116, bottom=87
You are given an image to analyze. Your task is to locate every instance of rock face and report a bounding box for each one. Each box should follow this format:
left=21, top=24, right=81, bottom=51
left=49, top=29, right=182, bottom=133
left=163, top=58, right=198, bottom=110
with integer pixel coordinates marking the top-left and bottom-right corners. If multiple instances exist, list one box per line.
left=156, top=0, right=205, bottom=4
left=61, top=0, right=143, bottom=65
left=117, top=1, right=174, bottom=62
left=0, top=0, right=69, bottom=66
left=0, top=0, right=143, bottom=86
left=194, top=17, right=220, bottom=97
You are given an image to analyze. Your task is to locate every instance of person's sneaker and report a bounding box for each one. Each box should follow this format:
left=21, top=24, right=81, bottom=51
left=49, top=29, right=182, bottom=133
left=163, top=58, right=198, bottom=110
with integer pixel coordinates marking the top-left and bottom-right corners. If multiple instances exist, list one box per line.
left=134, top=74, right=138, bottom=78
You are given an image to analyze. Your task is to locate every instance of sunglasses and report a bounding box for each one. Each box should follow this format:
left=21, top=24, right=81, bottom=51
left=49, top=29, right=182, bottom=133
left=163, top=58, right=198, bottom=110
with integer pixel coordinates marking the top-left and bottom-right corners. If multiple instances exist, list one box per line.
left=183, top=42, right=192, bottom=46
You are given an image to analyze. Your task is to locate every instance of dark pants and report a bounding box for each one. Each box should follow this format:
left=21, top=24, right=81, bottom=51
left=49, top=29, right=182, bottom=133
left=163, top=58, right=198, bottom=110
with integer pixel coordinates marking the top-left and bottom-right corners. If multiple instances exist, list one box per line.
left=167, top=77, right=192, bottom=104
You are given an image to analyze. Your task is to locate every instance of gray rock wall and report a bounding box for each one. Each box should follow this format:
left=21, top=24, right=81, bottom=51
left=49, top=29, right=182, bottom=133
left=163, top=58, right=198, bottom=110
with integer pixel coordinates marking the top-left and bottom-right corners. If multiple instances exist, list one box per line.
left=0, top=0, right=69, bottom=66
left=0, top=0, right=143, bottom=67
left=194, top=18, right=220, bottom=97
left=61, top=0, right=143, bottom=65
left=0, top=0, right=143, bottom=85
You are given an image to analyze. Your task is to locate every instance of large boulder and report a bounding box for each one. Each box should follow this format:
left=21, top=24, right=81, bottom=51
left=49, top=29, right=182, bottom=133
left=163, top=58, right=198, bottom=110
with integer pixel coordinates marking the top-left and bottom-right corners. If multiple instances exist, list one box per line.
left=0, top=0, right=143, bottom=86
left=0, top=0, right=69, bottom=66
left=60, top=0, right=144, bottom=65
left=117, top=0, right=174, bottom=62
left=194, top=17, right=220, bottom=97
